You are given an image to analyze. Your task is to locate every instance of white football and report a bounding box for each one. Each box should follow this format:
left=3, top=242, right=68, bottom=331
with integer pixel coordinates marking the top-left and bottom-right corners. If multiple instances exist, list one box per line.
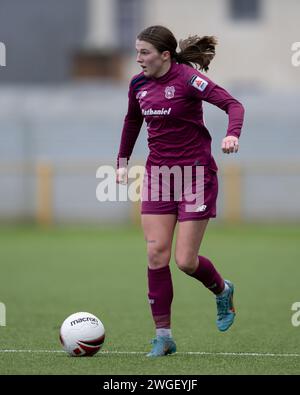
left=59, top=312, right=105, bottom=356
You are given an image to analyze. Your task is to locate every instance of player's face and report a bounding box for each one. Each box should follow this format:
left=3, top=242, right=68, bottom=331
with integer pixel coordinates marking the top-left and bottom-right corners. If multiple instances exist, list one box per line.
left=135, top=39, right=170, bottom=78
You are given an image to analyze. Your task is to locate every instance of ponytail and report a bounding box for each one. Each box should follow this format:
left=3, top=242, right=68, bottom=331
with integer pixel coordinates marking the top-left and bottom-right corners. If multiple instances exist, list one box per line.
left=175, top=35, right=217, bottom=72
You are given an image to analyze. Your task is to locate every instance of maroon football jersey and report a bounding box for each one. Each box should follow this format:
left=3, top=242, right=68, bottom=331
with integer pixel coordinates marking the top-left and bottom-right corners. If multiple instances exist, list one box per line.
left=118, top=61, right=244, bottom=170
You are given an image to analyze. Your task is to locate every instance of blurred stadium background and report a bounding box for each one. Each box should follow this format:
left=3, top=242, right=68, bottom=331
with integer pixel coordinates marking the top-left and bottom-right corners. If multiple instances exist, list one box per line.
left=0, top=0, right=300, bottom=375
left=0, top=0, right=299, bottom=225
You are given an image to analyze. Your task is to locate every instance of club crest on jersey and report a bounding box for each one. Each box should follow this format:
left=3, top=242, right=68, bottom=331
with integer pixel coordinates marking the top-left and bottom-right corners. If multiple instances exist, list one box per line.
left=165, top=86, right=175, bottom=99
left=190, top=75, right=208, bottom=92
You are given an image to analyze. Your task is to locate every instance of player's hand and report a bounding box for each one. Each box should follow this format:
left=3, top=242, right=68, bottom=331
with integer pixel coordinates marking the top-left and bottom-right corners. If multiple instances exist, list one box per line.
left=116, top=167, right=128, bottom=185
left=222, top=136, right=239, bottom=154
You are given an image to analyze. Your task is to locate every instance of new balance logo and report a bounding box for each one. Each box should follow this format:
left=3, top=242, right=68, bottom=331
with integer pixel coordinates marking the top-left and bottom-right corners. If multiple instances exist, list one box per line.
left=208, top=283, right=217, bottom=289
left=148, top=299, right=155, bottom=305
left=195, top=204, right=207, bottom=212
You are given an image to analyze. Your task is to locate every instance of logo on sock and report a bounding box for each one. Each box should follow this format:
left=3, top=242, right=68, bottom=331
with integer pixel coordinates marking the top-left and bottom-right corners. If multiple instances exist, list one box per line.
left=208, top=283, right=217, bottom=289
left=148, top=299, right=155, bottom=305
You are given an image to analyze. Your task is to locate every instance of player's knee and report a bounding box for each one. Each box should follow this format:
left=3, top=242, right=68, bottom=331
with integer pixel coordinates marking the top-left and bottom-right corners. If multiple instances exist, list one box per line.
left=147, top=245, right=171, bottom=269
left=175, top=254, right=197, bottom=274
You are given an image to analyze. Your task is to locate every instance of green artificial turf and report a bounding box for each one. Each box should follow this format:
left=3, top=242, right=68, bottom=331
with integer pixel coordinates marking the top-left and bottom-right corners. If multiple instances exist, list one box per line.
left=0, top=223, right=299, bottom=374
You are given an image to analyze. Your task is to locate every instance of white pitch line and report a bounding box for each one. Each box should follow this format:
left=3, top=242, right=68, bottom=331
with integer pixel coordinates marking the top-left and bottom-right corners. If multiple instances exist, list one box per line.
left=0, top=350, right=65, bottom=353
left=0, top=350, right=300, bottom=358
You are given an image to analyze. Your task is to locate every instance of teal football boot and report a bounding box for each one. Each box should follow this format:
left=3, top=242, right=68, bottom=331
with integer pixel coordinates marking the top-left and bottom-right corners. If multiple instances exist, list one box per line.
left=216, top=280, right=236, bottom=332
left=146, top=336, right=177, bottom=357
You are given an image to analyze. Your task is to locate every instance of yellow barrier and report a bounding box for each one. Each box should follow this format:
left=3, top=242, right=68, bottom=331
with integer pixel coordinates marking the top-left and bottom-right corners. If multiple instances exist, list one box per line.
left=222, top=164, right=242, bottom=223
left=36, top=163, right=53, bottom=226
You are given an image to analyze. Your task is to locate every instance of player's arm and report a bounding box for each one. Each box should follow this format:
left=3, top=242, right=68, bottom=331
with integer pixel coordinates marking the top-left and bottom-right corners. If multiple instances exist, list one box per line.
left=117, top=81, right=144, bottom=184
left=186, top=73, right=244, bottom=154
left=204, top=85, right=244, bottom=154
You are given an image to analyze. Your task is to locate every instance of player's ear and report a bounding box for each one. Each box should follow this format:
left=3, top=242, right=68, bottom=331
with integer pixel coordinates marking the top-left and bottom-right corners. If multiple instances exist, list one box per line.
left=161, top=50, right=171, bottom=61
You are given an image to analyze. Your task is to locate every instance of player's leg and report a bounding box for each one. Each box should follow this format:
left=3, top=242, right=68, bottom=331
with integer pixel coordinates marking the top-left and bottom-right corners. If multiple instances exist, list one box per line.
left=142, top=214, right=177, bottom=356
left=175, top=220, right=235, bottom=331
left=175, top=219, right=223, bottom=289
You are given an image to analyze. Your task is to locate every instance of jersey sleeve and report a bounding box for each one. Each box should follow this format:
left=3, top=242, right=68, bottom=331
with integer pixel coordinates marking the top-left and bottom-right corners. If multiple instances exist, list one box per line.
left=186, top=70, right=217, bottom=100
left=203, top=84, right=245, bottom=138
left=117, top=77, right=144, bottom=168
left=186, top=70, right=244, bottom=138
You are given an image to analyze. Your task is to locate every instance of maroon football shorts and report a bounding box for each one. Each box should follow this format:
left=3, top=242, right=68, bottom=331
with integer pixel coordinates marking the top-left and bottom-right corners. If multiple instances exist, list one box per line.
left=141, top=165, right=218, bottom=221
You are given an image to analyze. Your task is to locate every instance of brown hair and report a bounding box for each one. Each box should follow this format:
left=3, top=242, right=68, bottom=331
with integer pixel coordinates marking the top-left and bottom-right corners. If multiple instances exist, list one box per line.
left=137, top=25, right=217, bottom=72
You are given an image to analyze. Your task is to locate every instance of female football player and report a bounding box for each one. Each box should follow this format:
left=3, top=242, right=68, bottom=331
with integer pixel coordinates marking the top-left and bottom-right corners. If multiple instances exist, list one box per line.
left=116, top=25, right=244, bottom=357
